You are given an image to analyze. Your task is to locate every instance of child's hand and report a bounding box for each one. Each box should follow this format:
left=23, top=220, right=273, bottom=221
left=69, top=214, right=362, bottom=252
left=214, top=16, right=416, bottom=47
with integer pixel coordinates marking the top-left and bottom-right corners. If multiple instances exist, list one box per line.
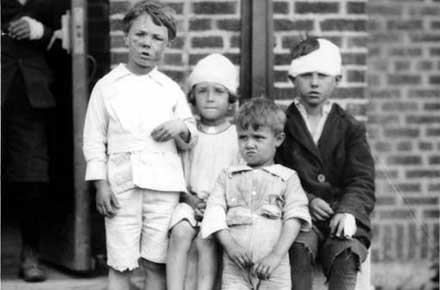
left=330, top=213, right=356, bottom=239
left=8, top=18, right=31, bottom=40
left=194, top=200, right=206, bottom=221
left=309, top=197, right=334, bottom=221
left=95, top=180, right=120, bottom=218
left=252, top=253, right=283, bottom=280
left=151, top=120, right=188, bottom=142
left=224, top=242, right=252, bottom=270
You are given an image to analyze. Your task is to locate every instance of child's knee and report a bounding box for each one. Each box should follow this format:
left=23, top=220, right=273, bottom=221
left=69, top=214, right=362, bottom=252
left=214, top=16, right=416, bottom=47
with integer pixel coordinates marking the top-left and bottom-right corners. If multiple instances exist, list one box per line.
left=290, top=242, right=314, bottom=267
left=170, top=221, right=196, bottom=245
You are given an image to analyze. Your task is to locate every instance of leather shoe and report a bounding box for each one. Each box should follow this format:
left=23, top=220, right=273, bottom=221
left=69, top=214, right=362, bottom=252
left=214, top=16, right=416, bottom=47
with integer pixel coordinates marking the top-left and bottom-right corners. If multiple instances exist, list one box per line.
left=19, top=260, right=47, bottom=282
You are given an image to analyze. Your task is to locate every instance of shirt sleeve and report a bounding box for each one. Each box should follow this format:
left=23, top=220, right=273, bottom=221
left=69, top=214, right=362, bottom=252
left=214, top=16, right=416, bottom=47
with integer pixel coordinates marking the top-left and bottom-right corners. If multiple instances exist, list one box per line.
left=200, top=170, right=228, bottom=238
left=283, top=173, right=312, bottom=232
left=173, top=88, right=198, bottom=151
left=83, top=81, right=109, bottom=181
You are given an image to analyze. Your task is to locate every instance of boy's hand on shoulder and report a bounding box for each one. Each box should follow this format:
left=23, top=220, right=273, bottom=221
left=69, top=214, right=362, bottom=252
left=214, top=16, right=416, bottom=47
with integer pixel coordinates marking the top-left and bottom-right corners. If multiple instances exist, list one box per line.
left=151, top=120, right=188, bottom=142
left=95, top=180, right=120, bottom=218
left=252, top=253, right=283, bottom=280
left=194, top=200, right=206, bottom=221
left=309, top=198, right=334, bottom=221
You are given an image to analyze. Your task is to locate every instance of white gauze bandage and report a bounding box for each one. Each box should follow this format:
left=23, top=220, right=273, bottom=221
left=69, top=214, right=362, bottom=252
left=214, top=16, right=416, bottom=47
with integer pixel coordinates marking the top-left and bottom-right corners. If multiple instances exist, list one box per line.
left=288, top=38, right=342, bottom=77
left=188, top=53, right=239, bottom=95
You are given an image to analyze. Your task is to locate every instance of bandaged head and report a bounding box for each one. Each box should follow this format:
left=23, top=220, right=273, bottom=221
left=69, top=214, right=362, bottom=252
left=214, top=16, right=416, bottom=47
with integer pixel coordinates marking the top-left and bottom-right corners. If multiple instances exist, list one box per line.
left=188, top=53, right=239, bottom=96
left=288, top=38, right=342, bottom=78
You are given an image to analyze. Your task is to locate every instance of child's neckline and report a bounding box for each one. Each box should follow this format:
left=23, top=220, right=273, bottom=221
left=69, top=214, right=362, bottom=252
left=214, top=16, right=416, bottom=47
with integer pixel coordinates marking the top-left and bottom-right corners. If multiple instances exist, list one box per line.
left=197, top=122, right=232, bottom=135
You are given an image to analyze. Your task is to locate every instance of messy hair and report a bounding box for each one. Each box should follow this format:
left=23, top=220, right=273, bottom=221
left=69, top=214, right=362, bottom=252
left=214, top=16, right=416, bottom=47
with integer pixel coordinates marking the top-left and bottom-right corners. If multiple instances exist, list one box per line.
left=122, top=0, right=177, bottom=40
left=290, top=36, right=320, bottom=61
left=235, top=98, right=286, bottom=135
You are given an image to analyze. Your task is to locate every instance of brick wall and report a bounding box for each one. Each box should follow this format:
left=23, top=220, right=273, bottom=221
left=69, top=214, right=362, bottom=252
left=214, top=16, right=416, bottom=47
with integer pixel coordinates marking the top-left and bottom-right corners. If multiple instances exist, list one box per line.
left=367, top=0, right=439, bottom=286
left=104, top=0, right=439, bottom=287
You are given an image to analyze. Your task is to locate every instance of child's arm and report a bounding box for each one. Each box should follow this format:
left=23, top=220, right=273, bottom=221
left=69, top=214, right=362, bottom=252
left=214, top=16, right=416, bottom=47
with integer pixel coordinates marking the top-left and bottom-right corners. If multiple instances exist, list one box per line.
left=94, top=180, right=120, bottom=217
left=216, top=229, right=252, bottom=270
left=252, top=218, right=301, bottom=280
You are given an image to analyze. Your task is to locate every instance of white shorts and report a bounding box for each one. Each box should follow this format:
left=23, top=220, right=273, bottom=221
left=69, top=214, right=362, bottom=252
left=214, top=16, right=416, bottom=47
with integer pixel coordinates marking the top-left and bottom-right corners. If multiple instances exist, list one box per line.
left=169, top=202, right=199, bottom=230
left=105, top=188, right=179, bottom=271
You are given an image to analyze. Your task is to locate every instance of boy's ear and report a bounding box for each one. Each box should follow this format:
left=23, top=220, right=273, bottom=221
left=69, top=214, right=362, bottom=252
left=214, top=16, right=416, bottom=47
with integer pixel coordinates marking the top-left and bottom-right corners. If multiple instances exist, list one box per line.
left=275, top=132, right=285, bottom=147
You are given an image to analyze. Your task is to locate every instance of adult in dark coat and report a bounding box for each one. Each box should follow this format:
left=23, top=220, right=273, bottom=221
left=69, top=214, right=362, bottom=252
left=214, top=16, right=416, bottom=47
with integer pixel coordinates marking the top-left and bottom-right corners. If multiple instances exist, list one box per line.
left=275, top=37, right=375, bottom=290
left=1, top=0, right=56, bottom=282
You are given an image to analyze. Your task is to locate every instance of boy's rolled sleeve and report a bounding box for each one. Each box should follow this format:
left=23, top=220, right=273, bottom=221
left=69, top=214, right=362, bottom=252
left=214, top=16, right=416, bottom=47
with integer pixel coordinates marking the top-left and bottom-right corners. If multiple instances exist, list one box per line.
left=83, top=82, right=109, bottom=181
left=173, top=89, right=198, bottom=150
left=201, top=170, right=228, bottom=238
left=283, top=173, right=312, bottom=232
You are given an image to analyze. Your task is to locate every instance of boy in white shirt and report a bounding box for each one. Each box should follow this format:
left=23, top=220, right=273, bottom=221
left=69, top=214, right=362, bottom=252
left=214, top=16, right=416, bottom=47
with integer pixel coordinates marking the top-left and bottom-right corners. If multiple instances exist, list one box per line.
left=83, top=1, right=197, bottom=289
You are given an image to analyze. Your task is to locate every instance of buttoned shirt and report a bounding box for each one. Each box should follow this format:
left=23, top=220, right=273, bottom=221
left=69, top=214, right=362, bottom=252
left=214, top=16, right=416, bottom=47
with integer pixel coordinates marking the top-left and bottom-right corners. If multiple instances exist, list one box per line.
left=201, top=164, right=312, bottom=238
left=83, top=64, right=197, bottom=192
left=294, top=98, right=333, bottom=144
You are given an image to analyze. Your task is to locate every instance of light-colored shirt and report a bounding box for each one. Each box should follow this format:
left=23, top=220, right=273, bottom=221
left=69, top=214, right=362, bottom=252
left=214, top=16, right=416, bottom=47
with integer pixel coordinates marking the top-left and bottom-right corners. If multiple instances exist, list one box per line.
left=183, top=124, right=242, bottom=200
left=201, top=164, right=312, bottom=239
left=294, top=98, right=333, bottom=144
left=83, top=64, right=197, bottom=192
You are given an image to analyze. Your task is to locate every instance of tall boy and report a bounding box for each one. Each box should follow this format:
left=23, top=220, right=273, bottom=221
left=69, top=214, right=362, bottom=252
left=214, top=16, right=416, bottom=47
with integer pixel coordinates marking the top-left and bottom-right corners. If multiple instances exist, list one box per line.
left=275, top=37, right=375, bottom=290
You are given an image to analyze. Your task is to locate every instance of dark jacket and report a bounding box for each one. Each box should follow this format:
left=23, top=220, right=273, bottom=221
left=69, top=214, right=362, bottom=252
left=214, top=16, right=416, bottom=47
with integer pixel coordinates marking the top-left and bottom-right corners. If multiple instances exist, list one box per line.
left=1, top=0, right=55, bottom=108
left=276, top=102, right=375, bottom=247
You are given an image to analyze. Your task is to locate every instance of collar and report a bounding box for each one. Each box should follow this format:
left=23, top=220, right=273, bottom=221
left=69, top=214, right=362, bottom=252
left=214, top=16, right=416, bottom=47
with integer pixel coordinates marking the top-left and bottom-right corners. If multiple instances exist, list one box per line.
left=229, top=164, right=295, bottom=181
left=293, top=98, right=333, bottom=116
left=112, top=64, right=165, bottom=87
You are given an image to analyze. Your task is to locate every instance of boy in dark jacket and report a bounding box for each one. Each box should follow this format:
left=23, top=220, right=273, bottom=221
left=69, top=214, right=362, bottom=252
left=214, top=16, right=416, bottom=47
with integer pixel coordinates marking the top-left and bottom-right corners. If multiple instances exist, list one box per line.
left=275, top=37, right=375, bottom=290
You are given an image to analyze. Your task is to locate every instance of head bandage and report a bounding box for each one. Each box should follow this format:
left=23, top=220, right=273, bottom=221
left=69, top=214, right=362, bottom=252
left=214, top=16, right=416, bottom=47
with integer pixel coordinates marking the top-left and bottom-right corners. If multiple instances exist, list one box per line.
left=288, top=38, right=342, bottom=77
left=188, top=53, right=239, bottom=95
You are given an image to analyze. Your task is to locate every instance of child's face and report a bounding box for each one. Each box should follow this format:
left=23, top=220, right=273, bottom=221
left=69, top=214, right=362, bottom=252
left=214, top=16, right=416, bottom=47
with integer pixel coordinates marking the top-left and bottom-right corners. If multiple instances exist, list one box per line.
left=237, top=126, right=285, bottom=168
left=194, top=82, right=230, bottom=123
left=125, top=14, right=169, bottom=75
left=293, top=72, right=340, bottom=108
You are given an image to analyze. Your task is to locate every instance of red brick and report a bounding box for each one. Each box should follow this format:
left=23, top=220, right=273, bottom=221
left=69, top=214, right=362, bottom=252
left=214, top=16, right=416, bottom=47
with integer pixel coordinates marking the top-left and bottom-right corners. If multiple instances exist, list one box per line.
left=368, top=4, right=403, bottom=16
left=419, top=142, right=433, bottom=151
left=217, top=19, right=240, bottom=31
left=189, top=53, right=209, bottom=65
left=369, top=32, right=402, bottom=43
left=429, top=156, right=440, bottom=165
left=404, top=197, right=438, bottom=205
left=164, top=2, right=184, bottom=14
left=191, top=36, right=223, bottom=48
left=110, top=18, right=123, bottom=31
left=387, top=20, right=424, bottom=30
left=424, top=102, right=440, bottom=111
left=409, top=89, right=440, bottom=98
left=169, top=37, right=184, bottom=49
left=394, top=60, right=411, bottom=71
left=429, top=75, right=440, bottom=85
left=189, top=19, right=212, bottom=31
left=386, top=156, right=422, bottom=165
left=163, top=53, right=183, bottom=65
left=320, top=19, right=366, bottom=31
left=369, top=89, right=401, bottom=99
left=347, top=2, right=366, bottom=14
left=389, top=47, right=423, bottom=57
left=110, top=1, right=129, bottom=15
left=406, top=170, right=440, bottom=178
left=274, top=53, right=291, bottom=66
left=274, top=19, right=314, bottom=31
left=429, top=183, right=440, bottom=191
left=376, top=195, right=396, bottom=206
left=346, top=103, right=368, bottom=116
left=161, top=70, right=185, bottom=83
left=396, top=141, right=413, bottom=151
left=427, top=128, right=440, bottom=137
left=416, top=61, right=433, bottom=71
left=342, top=53, right=367, bottom=65
left=389, top=183, right=421, bottom=193
left=347, top=36, right=367, bottom=48
left=382, top=102, right=418, bottom=111
left=222, top=53, right=240, bottom=64
left=410, top=33, right=440, bottom=42
left=335, top=87, right=366, bottom=99
left=384, top=128, right=420, bottom=138
left=431, top=47, right=440, bottom=56
left=111, top=35, right=126, bottom=48
left=230, top=35, right=240, bottom=48
left=379, top=209, right=415, bottom=220
left=406, top=115, right=440, bottom=124
left=376, top=169, right=399, bottom=179
left=347, top=70, right=365, bottom=82
left=387, top=74, right=421, bottom=85
left=111, top=51, right=127, bottom=64
left=192, top=2, right=236, bottom=15
left=431, top=21, right=440, bottom=29
left=374, top=142, right=392, bottom=152
left=295, top=2, right=339, bottom=14
left=274, top=70, right=289, bottom=83
left=281, top=35, right=303, bottom=49
left=274, top=1, right=290, bottom=14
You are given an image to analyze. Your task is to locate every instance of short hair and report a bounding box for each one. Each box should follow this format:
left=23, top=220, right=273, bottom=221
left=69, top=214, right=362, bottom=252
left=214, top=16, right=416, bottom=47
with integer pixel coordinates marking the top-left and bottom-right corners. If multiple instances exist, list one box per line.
left=122, top=0, right=177, bottom=41
left=187, top=85, right=238, bottom=106
left=290, top=36, right=320, bottom=61
left=235, top=98, right=286, bottom=135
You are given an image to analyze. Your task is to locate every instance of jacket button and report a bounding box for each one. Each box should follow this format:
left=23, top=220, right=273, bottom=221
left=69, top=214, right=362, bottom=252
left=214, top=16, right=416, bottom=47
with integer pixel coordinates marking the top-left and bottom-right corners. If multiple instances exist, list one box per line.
left=317, top=174, right=326, bottom=183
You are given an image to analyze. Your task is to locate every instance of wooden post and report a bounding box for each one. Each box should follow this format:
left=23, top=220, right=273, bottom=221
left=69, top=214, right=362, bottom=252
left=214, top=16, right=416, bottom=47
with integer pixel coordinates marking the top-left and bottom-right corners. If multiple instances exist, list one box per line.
left=240, top=0, right=274, bottom=100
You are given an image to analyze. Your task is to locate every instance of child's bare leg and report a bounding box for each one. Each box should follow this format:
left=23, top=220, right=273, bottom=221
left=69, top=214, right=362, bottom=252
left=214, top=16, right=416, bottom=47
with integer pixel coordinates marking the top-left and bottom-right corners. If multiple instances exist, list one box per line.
left=141, top=258, right=166, bottom=290
left=108, top=268, right=132, bottom=290
left=167, top=221, right=197, bottom=290
left=196, top=236, right=218, bottom=290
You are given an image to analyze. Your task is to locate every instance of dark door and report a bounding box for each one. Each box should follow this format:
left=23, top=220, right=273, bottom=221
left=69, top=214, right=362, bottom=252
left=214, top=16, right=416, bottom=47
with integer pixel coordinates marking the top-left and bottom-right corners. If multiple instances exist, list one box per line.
left=40, top=0, right=91, bottom=272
